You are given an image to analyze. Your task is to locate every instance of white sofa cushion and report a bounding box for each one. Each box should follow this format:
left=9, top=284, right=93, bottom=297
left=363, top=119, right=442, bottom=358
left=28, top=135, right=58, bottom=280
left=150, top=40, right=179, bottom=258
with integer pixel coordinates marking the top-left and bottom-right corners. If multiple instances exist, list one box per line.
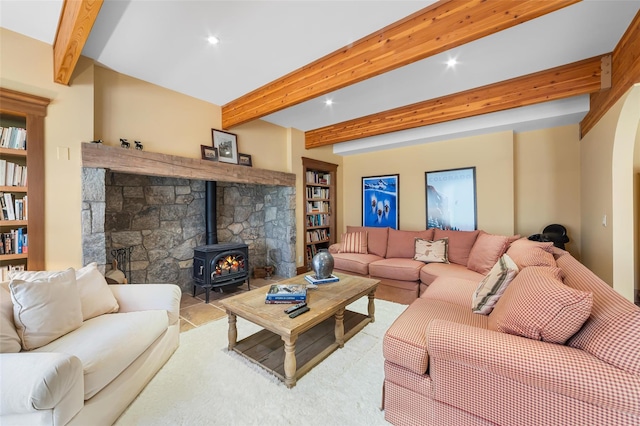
left=10, top=269, right=83, bottom=350
left=0, top=282, right=21, bottom=353
left=34, top=309, right=169, bottom=399
left=10, top=263, right=119, bottom=321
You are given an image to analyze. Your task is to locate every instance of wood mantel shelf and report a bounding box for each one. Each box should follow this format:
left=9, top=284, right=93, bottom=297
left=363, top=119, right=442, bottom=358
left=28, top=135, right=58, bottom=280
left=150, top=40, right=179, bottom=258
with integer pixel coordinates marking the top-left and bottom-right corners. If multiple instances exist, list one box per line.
left=81, top=143, right=295, bottom=187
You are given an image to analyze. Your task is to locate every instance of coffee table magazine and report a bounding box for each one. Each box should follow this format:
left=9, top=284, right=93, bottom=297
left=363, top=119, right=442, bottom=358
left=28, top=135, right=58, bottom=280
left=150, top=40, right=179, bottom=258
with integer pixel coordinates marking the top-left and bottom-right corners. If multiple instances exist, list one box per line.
left=265, top=284, right=307, bottom=304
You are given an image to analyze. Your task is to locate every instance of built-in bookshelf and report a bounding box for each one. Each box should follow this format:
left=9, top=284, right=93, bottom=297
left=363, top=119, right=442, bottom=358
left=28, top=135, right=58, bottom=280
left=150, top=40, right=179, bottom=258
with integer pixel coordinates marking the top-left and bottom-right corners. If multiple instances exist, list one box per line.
left=0, top=88, right=49, bottom=275
left=302, top=157, right=337, bottom=270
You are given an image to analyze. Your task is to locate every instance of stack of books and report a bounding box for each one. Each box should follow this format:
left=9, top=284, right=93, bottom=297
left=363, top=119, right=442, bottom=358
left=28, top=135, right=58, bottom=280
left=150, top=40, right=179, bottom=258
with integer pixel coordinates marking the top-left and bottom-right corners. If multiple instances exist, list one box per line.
left=304, top=274, right=339, bottom=285
left=265, top=284, right=307, bottom=304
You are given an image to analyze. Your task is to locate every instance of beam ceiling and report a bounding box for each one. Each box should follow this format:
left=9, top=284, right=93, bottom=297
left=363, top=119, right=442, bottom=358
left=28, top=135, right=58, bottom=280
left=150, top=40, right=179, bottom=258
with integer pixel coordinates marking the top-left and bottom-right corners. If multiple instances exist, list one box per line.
left=53, top=0, right=103, bottom=85
left=221, top=0, right=580, bottom=130
left=305, top=55, right=606, bottom=148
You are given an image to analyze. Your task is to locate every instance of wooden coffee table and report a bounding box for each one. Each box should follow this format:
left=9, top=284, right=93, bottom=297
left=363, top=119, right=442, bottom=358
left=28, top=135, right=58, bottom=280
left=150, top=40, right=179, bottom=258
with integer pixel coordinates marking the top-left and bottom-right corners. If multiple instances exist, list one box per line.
left=219, top=272, right=379, bottom=388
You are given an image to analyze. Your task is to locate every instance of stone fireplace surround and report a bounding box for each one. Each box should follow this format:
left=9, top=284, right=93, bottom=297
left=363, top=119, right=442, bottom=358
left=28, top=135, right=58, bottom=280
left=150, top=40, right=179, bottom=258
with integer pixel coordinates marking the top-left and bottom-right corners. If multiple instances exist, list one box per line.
left=80, top=143, right=297, bottom=293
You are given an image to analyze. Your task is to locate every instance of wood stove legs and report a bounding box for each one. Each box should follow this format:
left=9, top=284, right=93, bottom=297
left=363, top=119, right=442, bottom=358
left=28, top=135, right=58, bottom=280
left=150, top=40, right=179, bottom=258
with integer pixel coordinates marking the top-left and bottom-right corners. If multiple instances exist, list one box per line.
left=192, top=278, right=251, bottom=304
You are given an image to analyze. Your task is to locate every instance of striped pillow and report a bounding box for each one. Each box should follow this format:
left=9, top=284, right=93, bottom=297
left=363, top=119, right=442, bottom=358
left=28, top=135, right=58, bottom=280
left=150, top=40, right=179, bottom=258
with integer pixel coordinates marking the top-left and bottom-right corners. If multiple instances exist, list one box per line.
left=414, top=238, right=448, bottom=263
left=472, top=254, right=519, bottom=315
left=339, top=231, right=368, bottom=254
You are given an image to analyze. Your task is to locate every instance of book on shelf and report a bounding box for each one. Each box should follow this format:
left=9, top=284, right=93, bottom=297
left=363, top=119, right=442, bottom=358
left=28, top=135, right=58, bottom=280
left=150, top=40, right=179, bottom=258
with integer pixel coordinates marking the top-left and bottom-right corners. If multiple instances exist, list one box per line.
left=3, top=193, right=15, bottom=220
left=265, top=284, right=307, bottom=303
left=304, top=274, right=339, bottom=285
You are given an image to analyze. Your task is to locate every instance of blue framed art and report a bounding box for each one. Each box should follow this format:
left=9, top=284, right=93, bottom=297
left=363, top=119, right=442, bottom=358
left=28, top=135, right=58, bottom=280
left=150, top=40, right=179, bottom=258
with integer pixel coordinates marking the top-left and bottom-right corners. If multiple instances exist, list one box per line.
left=425, top=167, right=477, bottom=231
left=362, top=174, right=399, bottom=229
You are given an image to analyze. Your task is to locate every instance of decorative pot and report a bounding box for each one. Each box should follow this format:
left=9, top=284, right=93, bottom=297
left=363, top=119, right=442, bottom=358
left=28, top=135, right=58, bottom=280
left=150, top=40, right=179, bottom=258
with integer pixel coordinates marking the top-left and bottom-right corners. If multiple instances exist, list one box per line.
left=311, top=249, right=334, bottom=279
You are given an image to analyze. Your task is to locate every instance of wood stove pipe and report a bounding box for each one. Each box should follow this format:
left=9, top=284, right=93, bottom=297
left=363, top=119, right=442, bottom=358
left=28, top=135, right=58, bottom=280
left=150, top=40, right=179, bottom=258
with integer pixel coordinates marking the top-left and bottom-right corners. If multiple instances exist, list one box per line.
left=205, top=181, right=218, bottom=245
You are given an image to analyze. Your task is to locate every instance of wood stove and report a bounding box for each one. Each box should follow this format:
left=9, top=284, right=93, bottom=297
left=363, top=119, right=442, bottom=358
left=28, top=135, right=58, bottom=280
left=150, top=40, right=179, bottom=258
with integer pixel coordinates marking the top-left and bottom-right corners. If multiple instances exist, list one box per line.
left=193, top=242, right=250, bottom=303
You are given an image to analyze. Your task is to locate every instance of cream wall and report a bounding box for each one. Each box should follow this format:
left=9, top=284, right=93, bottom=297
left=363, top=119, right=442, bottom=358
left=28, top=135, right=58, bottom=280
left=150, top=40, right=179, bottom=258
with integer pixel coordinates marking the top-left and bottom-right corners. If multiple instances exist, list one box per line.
left=1, top=29, right=94, bottom=270
left=341, top=131, right=515, bottom=236
left=514, top=125, right=582, bottom=257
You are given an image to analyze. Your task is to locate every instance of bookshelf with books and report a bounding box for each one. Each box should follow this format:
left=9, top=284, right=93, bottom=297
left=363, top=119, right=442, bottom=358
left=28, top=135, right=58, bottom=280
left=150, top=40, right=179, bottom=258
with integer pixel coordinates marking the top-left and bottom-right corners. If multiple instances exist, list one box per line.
left=0, top=88, right=49, bottom=271
left=302, top=157, right=337, bottom=270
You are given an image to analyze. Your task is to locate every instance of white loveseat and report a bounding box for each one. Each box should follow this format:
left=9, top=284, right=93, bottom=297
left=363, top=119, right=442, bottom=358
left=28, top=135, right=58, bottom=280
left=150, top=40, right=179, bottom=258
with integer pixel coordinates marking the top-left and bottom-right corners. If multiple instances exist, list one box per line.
left=0, top=264, right=181, bottom=426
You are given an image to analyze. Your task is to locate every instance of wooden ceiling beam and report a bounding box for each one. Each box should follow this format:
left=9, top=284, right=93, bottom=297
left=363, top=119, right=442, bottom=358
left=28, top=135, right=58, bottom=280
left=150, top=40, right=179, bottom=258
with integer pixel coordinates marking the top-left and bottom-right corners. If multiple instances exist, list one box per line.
left=580, top=10, right=640, bottom=137
left=305, top=56, right=605, bottom=148
left=221, top=0, right=580, bottom=129
left=53, top=0, right=104, bottom=85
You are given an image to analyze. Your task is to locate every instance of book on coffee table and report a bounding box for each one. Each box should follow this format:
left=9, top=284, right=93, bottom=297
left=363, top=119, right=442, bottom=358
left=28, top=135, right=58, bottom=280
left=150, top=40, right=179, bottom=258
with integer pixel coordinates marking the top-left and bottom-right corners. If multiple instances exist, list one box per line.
left=304, top=274, right=339, bottom=285
left=265, top=284, right=307, bottom=304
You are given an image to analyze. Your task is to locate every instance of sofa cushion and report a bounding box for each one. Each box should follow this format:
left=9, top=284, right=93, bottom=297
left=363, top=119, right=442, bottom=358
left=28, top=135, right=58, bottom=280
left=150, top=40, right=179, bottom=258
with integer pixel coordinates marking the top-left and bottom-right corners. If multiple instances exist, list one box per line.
left=0, top=282, right=21, bottom=353
left=369, top=258, right=425, bottom=282
left=472, top=254, right=519, bottom=315
left=10, top=268, right=83, bottom=350
left=421, top=276, right=479, bottom=308
left=414, top=238, right=448, bottom=264
left=386, top=229, right=434, bottom=259
left=10, top=264, right=120, bottom=321
left=383, top=298, right=488, bottom=375
left=34, top=309, right=168, bottom=399
left=505, top=238, right=556, bottom=270
left=339, top=231, right=368, bottom=254
left=467, top=232, right=509, bottom=274
left=333, top=253, right=383, bottom=276
left=420, top=262, right=485, bottom=286
left=557, top=252, right=640, bottom=376
left=489, top=266, right=593, bottom=344
left=433, top=229, right=480, bottom=266
left=347, top=226, right=389, bottom=258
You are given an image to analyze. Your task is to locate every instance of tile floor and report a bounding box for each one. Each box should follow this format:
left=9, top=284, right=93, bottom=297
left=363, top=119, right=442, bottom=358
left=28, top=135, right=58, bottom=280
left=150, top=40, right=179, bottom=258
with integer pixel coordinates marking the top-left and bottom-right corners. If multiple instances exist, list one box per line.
left=179, top=275, right=284, bottom=333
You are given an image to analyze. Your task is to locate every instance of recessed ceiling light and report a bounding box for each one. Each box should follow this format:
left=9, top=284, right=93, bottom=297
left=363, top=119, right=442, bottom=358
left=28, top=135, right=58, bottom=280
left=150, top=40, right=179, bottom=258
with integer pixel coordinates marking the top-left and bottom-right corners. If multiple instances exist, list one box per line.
left=325, top=99, right=333, bottom=106
left=207, top=36, right=220, bottom=45
left=446, top=58, right=458, bottom=68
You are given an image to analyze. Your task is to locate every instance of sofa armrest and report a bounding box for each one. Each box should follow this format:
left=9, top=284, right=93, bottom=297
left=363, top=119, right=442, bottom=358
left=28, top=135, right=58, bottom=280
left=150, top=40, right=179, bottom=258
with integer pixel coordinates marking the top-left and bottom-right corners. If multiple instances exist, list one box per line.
left=426, top=320, right=640, bottom=415
left=328, top=243, right=341, bottom=254
left=109, top=284, right=182, bottom=326
left=0, top=353, right=84, bottom=419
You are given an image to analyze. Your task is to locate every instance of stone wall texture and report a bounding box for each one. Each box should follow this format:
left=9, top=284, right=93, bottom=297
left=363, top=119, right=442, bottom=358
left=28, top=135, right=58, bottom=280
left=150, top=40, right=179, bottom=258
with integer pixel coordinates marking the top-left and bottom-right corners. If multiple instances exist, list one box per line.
left=81, top=169, right=296, bottom=293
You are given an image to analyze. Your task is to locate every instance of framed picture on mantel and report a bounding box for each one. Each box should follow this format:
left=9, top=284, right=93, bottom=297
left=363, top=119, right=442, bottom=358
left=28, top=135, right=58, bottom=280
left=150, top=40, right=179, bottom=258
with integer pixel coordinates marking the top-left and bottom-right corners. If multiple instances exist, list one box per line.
left=211, top=128, right=238, bottom=164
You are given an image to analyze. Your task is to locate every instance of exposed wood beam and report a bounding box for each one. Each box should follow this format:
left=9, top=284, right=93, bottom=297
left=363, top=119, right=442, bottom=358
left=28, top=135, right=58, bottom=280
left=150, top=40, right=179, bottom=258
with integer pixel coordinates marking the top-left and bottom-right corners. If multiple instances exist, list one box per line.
left=222, top=0, right=580, bottom=129
left=53, top=0, right=104, bottom=85
left=581, top=11, right=640, bottom=137
left=305, top=56, right=605, bottom=148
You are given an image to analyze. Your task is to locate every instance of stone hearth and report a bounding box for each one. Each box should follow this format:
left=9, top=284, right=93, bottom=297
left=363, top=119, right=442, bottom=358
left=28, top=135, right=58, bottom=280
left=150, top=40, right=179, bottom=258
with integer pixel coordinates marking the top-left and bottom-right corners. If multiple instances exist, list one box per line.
left=80, top=144, right=297, bottom=292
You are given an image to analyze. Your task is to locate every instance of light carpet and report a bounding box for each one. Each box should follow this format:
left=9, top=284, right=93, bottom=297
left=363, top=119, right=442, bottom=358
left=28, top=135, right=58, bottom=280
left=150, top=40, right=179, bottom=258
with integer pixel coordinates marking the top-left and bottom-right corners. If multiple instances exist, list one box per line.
left=115, top=298, right=407, bottom=426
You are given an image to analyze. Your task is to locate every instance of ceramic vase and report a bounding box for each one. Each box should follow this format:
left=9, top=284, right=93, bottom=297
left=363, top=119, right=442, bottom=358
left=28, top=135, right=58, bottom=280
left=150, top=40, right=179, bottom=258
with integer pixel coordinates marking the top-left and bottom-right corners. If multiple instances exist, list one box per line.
left=311, top=249, right=334, bottom=279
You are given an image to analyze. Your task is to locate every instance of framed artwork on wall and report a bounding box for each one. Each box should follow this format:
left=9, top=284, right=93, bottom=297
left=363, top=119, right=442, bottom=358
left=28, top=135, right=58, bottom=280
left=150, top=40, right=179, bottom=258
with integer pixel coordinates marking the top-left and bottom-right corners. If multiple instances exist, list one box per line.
left=425, top=167, right=477, bottom=231
left=362, top=174, right=399, bottom=229
left=238, top=153, right=252, bottom=167
left=211, top=128, right=238, bottom=164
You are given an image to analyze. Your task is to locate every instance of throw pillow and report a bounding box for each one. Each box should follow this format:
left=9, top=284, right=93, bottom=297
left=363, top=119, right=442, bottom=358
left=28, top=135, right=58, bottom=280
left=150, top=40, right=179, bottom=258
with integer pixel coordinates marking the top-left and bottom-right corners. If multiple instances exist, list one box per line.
left=10, top=268, right=83, bottom=350
left=488, top=266, right=593, bottom=344
left=339, top=231, right=368, bottom=254
left=467, top=232, right=510, bottom=275
left=433, top=229, right=480, bottom=266
left=472, top=254, right=519, bottom=315
left=10, top=263, right=119, bottom=321
left=505, top=238, right=556, bottom=270
left=0, top=282, right=21, bottom=353
left=414, top=238, right=449, bottom=264
left=386, top=229, right=434, bottom=259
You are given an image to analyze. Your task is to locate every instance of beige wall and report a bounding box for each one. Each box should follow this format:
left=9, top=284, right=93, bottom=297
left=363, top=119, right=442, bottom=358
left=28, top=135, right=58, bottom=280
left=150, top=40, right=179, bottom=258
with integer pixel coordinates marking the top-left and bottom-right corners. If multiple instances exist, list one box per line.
left=514, top=125, right=582, bottom=257
left=342, top=131, right=516, bottom=236
left=1, top=28, right=94, bottom=270
left=580, top=91, right=628, bottom=286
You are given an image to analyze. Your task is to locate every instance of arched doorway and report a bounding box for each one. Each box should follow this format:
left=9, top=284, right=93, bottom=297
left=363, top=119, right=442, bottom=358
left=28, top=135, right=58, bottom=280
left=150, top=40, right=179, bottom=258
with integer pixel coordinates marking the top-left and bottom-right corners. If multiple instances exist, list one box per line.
left=611, top=84, right=640, bottom=302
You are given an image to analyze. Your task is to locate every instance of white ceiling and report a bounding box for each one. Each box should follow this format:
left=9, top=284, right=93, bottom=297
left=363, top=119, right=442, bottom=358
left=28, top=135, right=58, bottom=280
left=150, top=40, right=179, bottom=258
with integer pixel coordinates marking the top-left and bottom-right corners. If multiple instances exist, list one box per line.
left=1, top=0, right=639, bottom=155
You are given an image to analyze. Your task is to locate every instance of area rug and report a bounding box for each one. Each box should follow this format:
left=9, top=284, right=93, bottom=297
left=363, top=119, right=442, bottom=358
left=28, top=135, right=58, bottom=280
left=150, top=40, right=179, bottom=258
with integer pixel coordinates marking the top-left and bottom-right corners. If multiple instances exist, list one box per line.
left=115, top=298, right=407, bottom=426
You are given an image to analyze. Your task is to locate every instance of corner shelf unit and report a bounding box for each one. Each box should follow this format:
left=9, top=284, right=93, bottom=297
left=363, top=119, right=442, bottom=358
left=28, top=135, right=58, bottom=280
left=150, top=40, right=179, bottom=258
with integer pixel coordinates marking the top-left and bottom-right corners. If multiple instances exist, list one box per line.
left=0, top=88, right=50, bottom=274
left=302, top=157, right=337, bottom=270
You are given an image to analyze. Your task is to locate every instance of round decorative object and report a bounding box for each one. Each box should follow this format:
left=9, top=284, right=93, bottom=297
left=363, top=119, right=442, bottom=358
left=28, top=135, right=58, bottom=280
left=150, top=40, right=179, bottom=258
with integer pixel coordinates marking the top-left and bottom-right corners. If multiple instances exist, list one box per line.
left=311, top=249, right=334, bottom=279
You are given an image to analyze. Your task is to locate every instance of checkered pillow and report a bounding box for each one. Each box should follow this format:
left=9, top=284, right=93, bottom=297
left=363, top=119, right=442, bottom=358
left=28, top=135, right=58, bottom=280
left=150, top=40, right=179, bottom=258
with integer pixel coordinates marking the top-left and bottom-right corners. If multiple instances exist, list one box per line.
left=489, top=266, right=593, bottom=344
left=472, top=254, right=519, bottom=315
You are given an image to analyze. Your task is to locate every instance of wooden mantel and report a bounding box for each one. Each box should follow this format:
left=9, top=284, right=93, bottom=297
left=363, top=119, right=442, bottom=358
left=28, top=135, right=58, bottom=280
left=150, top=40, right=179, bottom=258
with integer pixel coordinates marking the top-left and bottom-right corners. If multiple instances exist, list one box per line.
left=81, top=143, right=296, bottom=187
